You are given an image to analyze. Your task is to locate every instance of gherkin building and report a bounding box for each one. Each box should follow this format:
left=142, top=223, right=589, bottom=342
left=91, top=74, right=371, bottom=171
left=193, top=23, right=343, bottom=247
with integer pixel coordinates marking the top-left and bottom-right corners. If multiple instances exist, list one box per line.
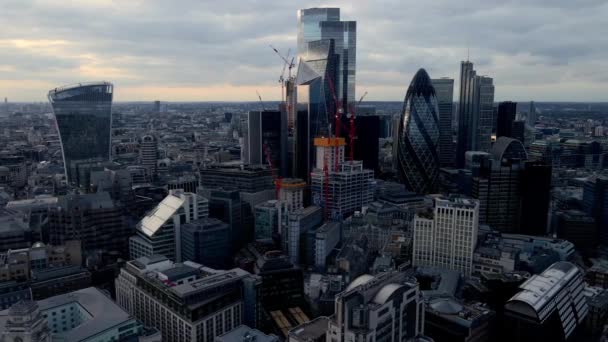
left=395, top=69, right=440, bottom=194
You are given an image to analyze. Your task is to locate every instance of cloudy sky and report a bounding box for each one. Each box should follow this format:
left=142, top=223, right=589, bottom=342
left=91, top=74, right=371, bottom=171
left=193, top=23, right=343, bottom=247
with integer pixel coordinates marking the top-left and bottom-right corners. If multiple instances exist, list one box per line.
left=1, top=0, right=607, bottom=102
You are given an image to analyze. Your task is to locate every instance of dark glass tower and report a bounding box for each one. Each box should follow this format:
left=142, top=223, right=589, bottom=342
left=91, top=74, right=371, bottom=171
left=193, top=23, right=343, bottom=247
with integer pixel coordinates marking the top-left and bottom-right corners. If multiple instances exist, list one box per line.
left=497, top=101, right=517, bottom=139
left=456, top=61, right=494, bottom=167
left=297, top=8, right=356, bottom=108
left=48, top=82, right=113, bottom=184
left=520, top=161, right=552, bottom=235
left=394, top=69, right=440, bottom=194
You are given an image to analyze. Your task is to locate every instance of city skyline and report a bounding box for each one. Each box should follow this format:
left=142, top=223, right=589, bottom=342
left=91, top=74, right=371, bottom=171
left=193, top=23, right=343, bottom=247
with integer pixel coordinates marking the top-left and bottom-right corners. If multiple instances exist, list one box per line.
left=1, top=0, right=607, bottom=102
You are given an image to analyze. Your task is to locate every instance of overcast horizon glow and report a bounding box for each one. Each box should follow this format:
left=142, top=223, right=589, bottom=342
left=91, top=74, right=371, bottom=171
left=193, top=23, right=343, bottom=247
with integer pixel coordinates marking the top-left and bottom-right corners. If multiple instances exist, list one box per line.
left=1, top=0, right=607, bottom=102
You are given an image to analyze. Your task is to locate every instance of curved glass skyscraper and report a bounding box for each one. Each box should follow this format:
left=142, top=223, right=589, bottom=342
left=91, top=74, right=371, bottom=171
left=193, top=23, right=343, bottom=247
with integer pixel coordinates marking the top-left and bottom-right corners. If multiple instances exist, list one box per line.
left=48, top=82, right=113, bottom=184
left=395, top=69, right=440, bottom=194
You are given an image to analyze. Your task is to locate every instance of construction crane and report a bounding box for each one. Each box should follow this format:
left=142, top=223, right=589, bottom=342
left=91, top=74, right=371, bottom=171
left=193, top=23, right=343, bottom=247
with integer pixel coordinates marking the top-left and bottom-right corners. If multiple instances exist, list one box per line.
left=326, top=74, right=342, bottom=172
left=270, top=45, right=296, bottom=79
left=263, top=143, right=285, bottom=239
left=348, top=91, right=368, bottom=161
left=270, top=45, right=296, bottom=129
left=256, top=90, right=266, bottom=111
left=263, top=143, right=282, bottom=198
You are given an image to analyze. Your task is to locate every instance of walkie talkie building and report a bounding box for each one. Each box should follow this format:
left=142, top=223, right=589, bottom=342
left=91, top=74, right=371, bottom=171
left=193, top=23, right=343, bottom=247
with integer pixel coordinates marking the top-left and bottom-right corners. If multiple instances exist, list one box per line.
left=394, top=69, right=440, bottom=194
left=48, top=82, right=113, bottom=184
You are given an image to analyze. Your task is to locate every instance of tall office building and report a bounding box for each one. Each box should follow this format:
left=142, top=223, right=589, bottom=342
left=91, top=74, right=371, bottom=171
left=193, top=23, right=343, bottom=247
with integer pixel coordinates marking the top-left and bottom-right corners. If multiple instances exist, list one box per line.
left=310, top=138, right=375, bottom=220
left=496, top=101, right=517, bottom=139
left=353, top=115, right=380, bottom=175
left=472, top=144, right=525, bottom=233
left=527, top=101, right=537, bottom=125
left=115, top=255, right=261, bottom=342
left=432, top=78, right=455, bottom=167
left=48, top=82, right=113, bottom=184
left=583, top=176, right=608, bottom=244
left=456, top=62, right=495, bottom=167
left=278, top=178, right=306, bottom=213
left=294, top=38, right=339, bottom=181
left=297, top=8, right=356, bottom=108
left=48, top=192, right=128, bottom=256
left=246, top=110, right=288, bottom=176
left=413, top=197, right=479, bottom=276
left=286, top=206, right=323, bottom=264
left=520, top=161, right=552, bottom=236
left=129, top=190, right=208, bottom=262
left=199, top=164, right=274, bottom=193
left=505, top=262, right=588, bottom=341
left=394, top=69, right=440, bottom=194
left=180, top=217, right=231, bottom=269
left=140, top=134, right=158, bottom=177
left=327, top=269, right=425, bottom=341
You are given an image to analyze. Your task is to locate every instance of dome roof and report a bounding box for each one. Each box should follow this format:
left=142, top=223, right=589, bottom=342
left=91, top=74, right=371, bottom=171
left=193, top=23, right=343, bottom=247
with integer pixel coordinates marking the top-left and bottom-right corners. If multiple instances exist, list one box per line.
left=490, top=137, right=528, bottom=162
left=406, top=68, right=436, bottom=98
left=345, top=274, right=375, bottom=292
left=372, top=283, right=403, bottom=305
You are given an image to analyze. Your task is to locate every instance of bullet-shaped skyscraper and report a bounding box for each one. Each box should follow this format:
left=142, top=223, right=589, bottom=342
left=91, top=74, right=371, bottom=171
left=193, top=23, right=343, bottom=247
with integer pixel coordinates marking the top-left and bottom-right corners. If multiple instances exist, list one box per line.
left=48, top=82, right=113, bottom=184
left=395, top=69, right=440, bottom=194
left=432, top=78, right=455, bottom=167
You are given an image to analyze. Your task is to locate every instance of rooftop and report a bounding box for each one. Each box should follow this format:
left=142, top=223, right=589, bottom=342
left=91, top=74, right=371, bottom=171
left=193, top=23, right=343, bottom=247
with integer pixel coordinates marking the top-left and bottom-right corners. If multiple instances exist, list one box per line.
left=508, top=261, right=580, bottom=315
left=288, top=316, right=329, bottom=341
left=216, top=324, right=279, bottom=342
left=137, top=193, right=184, bottom=237
left=0, top=287, right=135, bottom=341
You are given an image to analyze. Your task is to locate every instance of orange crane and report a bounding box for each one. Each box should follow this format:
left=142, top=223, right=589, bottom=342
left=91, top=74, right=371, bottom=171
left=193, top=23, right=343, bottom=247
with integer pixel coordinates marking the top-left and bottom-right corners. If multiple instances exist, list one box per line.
left=348, top=91, right=368, bottom=161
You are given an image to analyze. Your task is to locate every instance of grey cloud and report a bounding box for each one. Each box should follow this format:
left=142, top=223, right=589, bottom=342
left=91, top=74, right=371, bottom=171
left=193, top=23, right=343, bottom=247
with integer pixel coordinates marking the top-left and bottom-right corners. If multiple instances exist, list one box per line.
left=0, top=0, right=607, bottom=101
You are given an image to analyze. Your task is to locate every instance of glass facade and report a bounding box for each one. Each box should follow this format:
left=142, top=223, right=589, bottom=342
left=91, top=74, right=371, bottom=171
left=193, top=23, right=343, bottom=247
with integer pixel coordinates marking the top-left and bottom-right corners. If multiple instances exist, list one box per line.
left=456, top=61, right=494, bottom=167
left=431, top=78, right=454, bottom=167
left=294, top=38, right=339, bottom=181
left=48, top=82, right=113, bottom=184
left=297, top=8, right=356, bottom=107
left=395, top=69, right=440, bottom=194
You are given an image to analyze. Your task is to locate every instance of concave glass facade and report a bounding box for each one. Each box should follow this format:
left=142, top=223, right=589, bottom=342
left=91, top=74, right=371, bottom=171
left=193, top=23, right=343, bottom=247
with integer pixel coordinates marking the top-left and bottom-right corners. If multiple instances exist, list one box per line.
left=48, top=82, right=113, bottom=184
left=395, top=69, right=440, bottom=194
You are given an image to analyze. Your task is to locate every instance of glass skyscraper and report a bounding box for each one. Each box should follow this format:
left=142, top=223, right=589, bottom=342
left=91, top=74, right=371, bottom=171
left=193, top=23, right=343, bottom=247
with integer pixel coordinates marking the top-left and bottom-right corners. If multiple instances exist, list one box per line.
left=395, top=69, right=440, bottom=194
left=294, top=38, right=339, bottom=181
left=456, top=61, right=494, bottom=167
left=48, top=82, right=113, bottom=184
left=297, top=8, right=356, bottom=107
left=431, top=78, right=454, bottom=167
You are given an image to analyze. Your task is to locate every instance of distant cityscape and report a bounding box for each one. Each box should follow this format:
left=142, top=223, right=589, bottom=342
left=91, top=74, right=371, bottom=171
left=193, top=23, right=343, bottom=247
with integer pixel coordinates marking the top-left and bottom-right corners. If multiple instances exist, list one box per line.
left=1, top=5, right=608, bottom=342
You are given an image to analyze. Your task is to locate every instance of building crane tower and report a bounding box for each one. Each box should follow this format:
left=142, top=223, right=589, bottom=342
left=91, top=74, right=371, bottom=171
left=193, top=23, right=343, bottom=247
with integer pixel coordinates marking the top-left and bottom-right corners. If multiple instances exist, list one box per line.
left=269, top=45, right=296, bottom=130
left=348, top=91, right=368, bottom=161
left=263, top=143, right=285, bottom=236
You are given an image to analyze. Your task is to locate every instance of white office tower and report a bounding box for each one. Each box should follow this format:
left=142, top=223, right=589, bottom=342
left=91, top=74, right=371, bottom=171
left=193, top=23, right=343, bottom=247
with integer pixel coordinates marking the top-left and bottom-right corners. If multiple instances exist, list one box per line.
left=115, top=255, right=260, bottom=342
left=327, top=269, right=425, bottom=341
left=129, top=190, right=209, bottom=262
left=310, top=138, right=375, bottom=220
left=140, top=134, right=158, bottom=177
left=413, top=197, right=479, bottom=276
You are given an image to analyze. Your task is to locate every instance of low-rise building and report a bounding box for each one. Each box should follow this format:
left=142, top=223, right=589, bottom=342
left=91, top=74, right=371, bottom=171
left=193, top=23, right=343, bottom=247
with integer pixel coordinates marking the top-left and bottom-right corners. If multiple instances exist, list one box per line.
left=0, top=287, right=143, bottom=342
left=115, top=255, right=261, bottom=342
